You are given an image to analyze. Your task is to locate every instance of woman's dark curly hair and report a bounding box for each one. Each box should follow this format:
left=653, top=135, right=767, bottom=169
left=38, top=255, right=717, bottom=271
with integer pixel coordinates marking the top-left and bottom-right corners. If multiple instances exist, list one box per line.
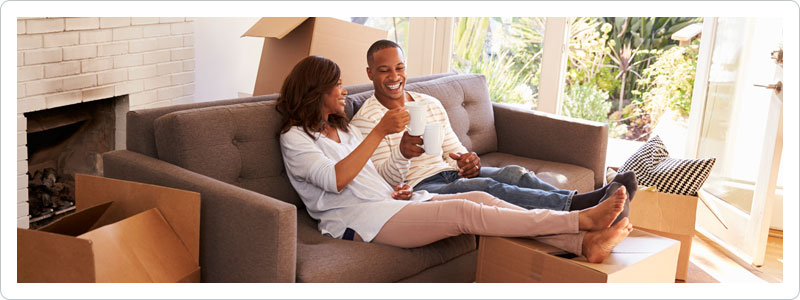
left=277, top=56, right=349, bottom=139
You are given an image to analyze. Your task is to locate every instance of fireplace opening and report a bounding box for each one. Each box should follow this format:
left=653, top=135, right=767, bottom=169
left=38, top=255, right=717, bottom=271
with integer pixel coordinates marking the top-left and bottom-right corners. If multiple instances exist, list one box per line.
left=24, top=96, right=126, bottom=229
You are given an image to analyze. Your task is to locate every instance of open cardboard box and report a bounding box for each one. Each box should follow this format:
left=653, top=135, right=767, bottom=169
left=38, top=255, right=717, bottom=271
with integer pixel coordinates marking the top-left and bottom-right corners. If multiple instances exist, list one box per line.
left=17, top=174, right=201, bottom=283
left=476, top=229, right=680, bottom=283
left=629, top=189, right=699, bottom=281
left=243, top=17, right=388, bottom=96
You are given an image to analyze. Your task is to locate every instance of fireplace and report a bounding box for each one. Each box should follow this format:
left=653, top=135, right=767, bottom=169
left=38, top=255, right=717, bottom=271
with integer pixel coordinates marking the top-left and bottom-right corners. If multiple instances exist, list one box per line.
left=24, top=96, right=127, bottom=228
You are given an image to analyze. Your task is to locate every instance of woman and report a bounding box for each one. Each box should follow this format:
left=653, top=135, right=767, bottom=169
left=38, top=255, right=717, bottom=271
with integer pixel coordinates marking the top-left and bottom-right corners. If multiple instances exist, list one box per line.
left=278, top=56, right=632, bottom=263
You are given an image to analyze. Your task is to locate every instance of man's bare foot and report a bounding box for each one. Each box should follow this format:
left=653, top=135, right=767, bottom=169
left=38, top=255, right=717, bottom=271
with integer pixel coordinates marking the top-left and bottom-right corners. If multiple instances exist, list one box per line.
left=582, top=217, right=633, bottom=263
left=577, top=183, right=626, bottom=231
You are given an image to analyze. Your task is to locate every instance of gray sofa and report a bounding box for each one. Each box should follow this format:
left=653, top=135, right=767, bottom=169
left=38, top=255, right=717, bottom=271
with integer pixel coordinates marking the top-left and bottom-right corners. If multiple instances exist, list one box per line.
left=102, top=73, right=608, bottom=282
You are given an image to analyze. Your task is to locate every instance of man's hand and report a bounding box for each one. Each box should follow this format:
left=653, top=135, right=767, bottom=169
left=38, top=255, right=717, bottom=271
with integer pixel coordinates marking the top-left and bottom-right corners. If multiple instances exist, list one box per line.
left=376, top=107, right=409, bottom=136
left=391, top=183, right=413, bottom=200
left=399, top=132, right=425, bottom=159
left=449, top=152, right=481, bottom=178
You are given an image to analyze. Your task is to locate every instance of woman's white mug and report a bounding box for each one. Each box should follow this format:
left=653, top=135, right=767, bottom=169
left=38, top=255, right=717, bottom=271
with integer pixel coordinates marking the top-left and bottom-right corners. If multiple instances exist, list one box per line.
left=423, top=123, right=444, bottom=156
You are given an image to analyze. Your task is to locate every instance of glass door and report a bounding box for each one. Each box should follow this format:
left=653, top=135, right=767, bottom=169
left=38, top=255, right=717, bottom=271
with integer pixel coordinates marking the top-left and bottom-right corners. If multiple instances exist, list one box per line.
left=688, top=17, right=783, bottom=266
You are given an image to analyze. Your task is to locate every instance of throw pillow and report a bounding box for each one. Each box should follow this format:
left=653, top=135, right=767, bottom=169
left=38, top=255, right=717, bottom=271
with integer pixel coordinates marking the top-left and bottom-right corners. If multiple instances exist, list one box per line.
left=648, top=157, right=716, bottom=196
left=618, top=135, right=669, bottom=186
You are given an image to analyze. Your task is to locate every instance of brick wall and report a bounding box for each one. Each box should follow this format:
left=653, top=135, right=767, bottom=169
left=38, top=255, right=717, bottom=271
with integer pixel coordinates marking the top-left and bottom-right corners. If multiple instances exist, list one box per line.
left=16, top=17, right=195, bottom=228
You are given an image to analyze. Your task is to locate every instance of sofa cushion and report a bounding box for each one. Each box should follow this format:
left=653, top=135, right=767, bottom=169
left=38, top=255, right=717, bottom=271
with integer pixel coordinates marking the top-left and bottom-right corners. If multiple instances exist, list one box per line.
left=406, top=74, right=497, bottom=156
left=153, top=101, right=303, bottom=207
left=479, top=152, right=595, bottom=193
left=294, top=211, right=476, bottom=282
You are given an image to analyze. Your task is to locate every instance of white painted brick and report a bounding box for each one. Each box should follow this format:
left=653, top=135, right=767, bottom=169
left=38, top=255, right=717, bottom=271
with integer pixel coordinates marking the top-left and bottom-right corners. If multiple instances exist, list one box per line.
left=115, top=79, right=144, bottom=96
left=18, top=115, right=27, bottom=131
left=18, top=20, right=25, bottom=34
left=171, top=71, right=194, bottom=85
left=183, top=59, right=194, bottom=71
left=79, top=29, right=112, bottom=44
left=24, top=48, right=62, bottom=65
left=25, top=78, right=62, bottom=96
left=18, top=174, right=27, bottom=189
left=157, top=85, right=183, bottom=100
left=143, top=50, right=170, bottom=65
left=17, top=35, right=42, bottom=50
left=171, top=95, right=194, bottom=105
left=113, top=53, right=143, bottom=68
left=18, top=65, right=43, bottom=82
left=17, top=145, right=28, bottom=161
left=44, top=61, right=80, bottom=78
left=144, top=75, right=171, bottom=90
left=171, top=47, right=193, bottom=61
left=129, top=90, right=157, bottom=106
left=144, top=99, right=173, bottom=109
left=62, top=73, right=97, bottom=90
left=18, top=51, right=24, bottom=67
left=97, top=42, right=128, bottom=57
left=128, top=65, right=157, bottom=79
left=182, top=83, right=195, bottom=96
left=19, top=96, right=46, bottom=113
left=131, top=17, right=159, bottom=25
left=185, top=18, right=196, bottom=22
left=81, top=57, right=113, bottom=72
left=18, top=131, right=26, bottom=146
left=160, top=17, right=184, bottom=23
left=18, top=202, right=29, bottom=219
left=98, top=69, right=128, bottom=85
left=183, top=35, right=194, bottom=47
left=65, top=17, right=99, bottom=31
left=113, top=26, right=143, bottom=41
left=18, top=83, right=26, bottom=98
left=100, top=17, right=131, bottom=28
left=156, top=61, right=182, bottom=76
left=82, top=85, right=115, bottom=101
left=18, top=216, right=30, bottom=229
left=18, top=160, right=28, bottom=176
left=43, top=31, right=79, bottom=48
left=156, top=36, right=182, bottom=49
left=26, top=18, right=64, bottom=34
left=63, top=44, right=97, bottom=61
left=171, top=22, right=193, bottom=35
left=45, top=91, right=82, bottom=109
left=129, top=38, right=158, bottom=53
left=143, top=24, right=170, bottom=38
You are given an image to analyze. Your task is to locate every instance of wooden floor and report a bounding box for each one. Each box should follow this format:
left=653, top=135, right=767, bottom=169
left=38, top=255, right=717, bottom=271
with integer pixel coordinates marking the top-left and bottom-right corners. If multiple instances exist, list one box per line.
left=681, top=229, right=783, bottom=283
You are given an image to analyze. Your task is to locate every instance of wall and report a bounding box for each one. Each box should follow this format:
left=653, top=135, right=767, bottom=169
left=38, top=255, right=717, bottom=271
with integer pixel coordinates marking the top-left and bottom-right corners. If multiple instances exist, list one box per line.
left=193, top=17, right=262, bottom=101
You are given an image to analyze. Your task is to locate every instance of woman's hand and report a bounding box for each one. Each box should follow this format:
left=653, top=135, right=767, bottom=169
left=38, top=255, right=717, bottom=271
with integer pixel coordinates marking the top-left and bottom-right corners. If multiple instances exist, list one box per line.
left=391, top=183, right=413, bottom=200
left=376, top=107, right=409, bottom=136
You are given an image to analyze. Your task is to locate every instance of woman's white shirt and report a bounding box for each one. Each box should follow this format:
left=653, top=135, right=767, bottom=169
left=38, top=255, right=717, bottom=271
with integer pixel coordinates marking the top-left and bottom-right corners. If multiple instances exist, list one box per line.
left=279, top=124, right=432, bottom=242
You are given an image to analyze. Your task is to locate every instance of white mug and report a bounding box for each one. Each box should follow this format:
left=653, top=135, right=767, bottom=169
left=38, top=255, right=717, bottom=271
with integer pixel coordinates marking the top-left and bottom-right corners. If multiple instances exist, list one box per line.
left=423, top=123, right=444, bottom=156
left=406, top=101, right=426, bottom=136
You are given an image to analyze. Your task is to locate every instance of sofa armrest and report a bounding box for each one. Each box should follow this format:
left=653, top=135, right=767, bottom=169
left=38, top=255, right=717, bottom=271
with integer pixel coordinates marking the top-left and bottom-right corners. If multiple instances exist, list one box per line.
left=102, top=150, right=297, bottom=282
left=492, top=103, right=608, bottom=188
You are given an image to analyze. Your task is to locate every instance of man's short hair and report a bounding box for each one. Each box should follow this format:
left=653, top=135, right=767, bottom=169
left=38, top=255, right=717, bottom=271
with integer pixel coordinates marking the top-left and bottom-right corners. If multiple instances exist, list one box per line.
left=367, top=39, right=404, bottom=66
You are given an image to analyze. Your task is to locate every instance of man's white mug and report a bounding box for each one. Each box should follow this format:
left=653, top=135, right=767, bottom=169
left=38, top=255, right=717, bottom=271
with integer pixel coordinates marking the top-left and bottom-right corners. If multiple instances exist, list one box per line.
left=423, top=123, right=444, bottom=156
left=406, top=101, right=426, bottom=136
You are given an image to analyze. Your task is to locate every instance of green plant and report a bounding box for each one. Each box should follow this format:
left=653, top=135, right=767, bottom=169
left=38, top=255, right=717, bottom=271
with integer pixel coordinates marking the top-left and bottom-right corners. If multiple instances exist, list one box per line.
left=560, top=83, right=612, bottom=123
left=635, top=44, right=699, bottom=128
left=473, top=50, right=535, bottom=104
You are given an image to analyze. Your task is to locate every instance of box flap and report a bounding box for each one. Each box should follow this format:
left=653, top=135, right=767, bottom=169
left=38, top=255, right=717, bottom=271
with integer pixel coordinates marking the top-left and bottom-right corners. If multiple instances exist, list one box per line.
left=242, top=17, right=309, bottom=39
left=78, top=208, right=198, bottom=283
left=38, top=202, right=112, bottom=236
left=571, top=229, right=679, bottom=275
left=17, top=228, right=95, bottom=283
left=630, top=190, right=698, bottom=235
left=75, top=174, right=201, bottom=264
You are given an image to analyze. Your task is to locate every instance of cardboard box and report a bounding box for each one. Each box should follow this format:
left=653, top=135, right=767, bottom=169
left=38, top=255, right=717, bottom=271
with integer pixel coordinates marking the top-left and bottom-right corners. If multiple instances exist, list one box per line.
left=629, top=189, right=699, bottom=281
left=243, top=17, right=388, bottom=95
left=18, top=174, right=201, bottom=283
left=476, top=229, right=680, bottom=283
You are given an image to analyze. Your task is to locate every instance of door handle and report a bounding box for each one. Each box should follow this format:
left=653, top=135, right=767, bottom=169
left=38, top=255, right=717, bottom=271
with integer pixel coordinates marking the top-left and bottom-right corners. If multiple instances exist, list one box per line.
left=754, top=81, right=782, bottom=93
left=770, top=49, right=783, bottom=65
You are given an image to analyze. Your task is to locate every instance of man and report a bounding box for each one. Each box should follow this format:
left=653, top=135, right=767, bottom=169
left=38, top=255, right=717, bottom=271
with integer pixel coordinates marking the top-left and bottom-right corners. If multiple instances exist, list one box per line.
left=350, top=40, right=637, bottom=213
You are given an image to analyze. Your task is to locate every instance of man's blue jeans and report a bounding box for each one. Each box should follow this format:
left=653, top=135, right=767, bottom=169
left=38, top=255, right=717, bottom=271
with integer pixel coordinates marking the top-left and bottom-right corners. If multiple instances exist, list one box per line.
left=414, top=165, right=574, bottom=211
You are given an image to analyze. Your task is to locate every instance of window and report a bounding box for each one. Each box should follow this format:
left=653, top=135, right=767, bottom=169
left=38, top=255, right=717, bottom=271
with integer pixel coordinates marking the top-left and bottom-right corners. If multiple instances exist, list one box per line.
left=349, top=17, right=410, bottom=51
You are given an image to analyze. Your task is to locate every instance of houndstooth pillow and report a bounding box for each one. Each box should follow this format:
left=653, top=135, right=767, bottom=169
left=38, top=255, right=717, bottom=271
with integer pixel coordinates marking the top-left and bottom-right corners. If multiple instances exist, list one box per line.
left=619, top=135, right=715, bottom=196
left=618, top=135, right=669, bottom=186
left=648, top=157, right=716, bottom=196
